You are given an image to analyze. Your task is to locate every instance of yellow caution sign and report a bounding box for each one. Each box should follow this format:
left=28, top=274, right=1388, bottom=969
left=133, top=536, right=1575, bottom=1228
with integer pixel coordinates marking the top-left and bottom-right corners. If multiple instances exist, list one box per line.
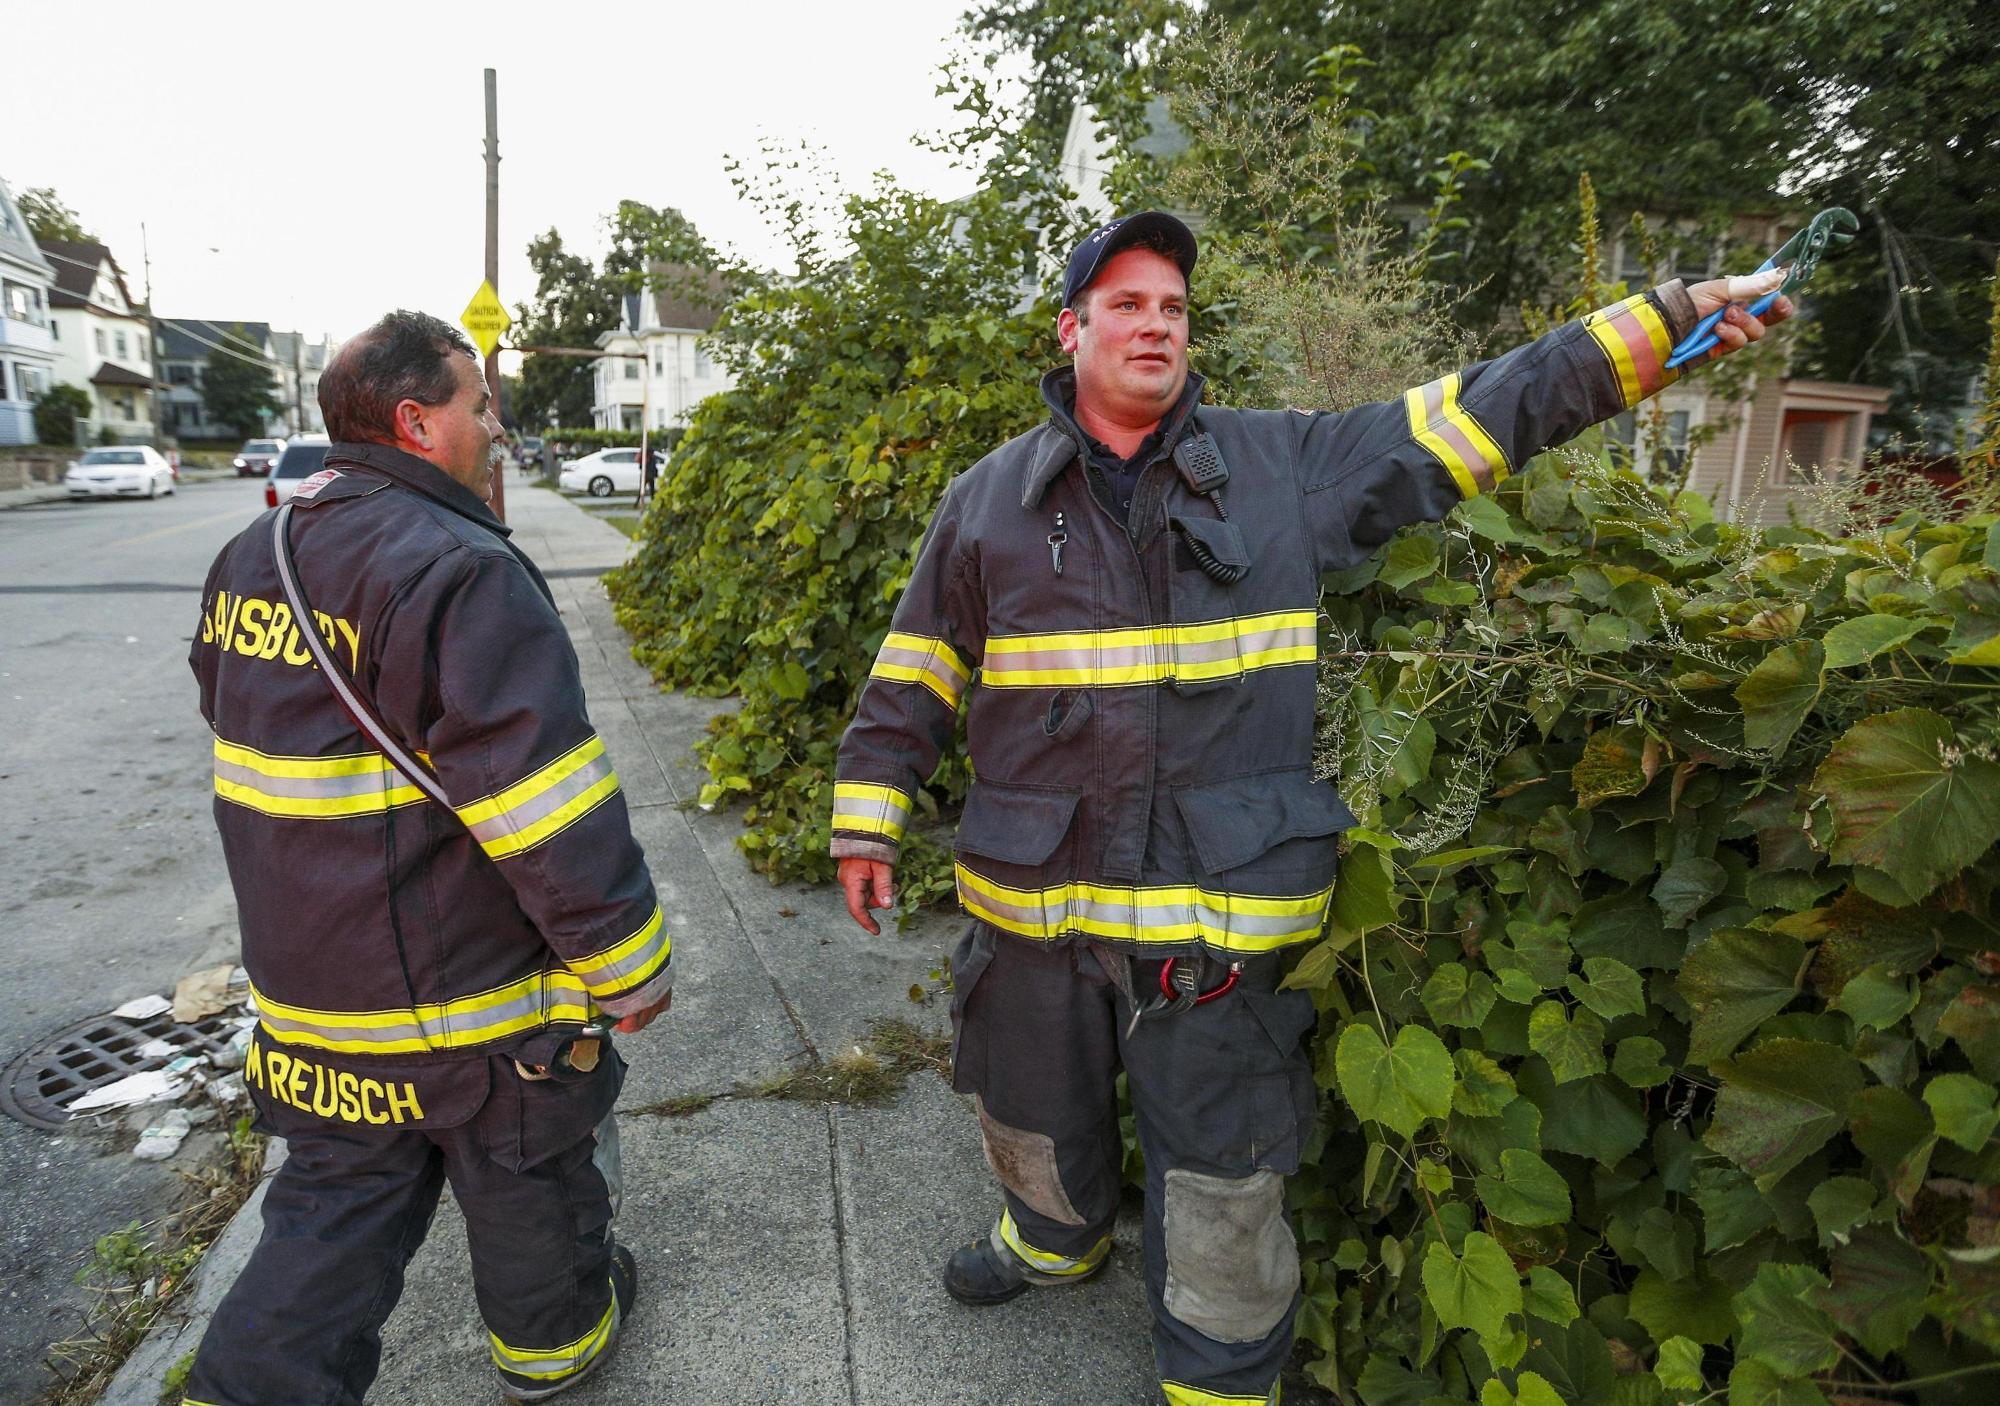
left=460, top=281, right=512, bottom=358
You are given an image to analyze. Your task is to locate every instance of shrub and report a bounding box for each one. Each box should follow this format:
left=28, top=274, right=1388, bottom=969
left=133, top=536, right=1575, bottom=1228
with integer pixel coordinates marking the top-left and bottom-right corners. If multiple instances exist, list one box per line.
left=32, top=383, right=91, bottom=447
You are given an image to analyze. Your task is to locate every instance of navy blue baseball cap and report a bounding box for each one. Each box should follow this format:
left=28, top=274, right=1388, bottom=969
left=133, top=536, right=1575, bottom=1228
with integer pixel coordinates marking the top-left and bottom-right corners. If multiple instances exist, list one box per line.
left=1061, top=211, right=1198, bottom=310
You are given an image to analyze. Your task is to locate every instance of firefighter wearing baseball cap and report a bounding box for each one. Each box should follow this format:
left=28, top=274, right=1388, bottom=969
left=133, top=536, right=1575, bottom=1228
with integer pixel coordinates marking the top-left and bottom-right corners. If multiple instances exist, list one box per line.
left=181, top=310, right=672, bottom=1405
left=831, top=211, right=1790, bottom=1403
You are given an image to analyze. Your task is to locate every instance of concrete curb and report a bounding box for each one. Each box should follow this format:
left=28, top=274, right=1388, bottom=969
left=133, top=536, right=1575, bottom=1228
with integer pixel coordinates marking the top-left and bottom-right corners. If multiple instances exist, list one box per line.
left=99, top=1140, right=285, bottom=1406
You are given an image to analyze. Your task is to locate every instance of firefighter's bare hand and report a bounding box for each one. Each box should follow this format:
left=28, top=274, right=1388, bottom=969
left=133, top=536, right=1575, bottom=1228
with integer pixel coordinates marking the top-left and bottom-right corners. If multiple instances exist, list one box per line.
left=839, top=857, right=896, bottom=935
left=613, top=990, right=672, bottom=1035
left=1685, top=268, right=1795, bottom=362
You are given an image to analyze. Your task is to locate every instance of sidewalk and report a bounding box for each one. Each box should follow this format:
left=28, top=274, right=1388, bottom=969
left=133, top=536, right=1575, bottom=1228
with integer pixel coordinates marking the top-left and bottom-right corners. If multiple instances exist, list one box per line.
left=106, top=482, right=1156, bottom=1405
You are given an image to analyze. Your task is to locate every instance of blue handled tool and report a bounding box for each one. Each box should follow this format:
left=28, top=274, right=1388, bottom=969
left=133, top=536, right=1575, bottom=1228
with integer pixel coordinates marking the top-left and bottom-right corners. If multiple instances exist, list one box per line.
left=1664, top=207, right=1859, bottom=370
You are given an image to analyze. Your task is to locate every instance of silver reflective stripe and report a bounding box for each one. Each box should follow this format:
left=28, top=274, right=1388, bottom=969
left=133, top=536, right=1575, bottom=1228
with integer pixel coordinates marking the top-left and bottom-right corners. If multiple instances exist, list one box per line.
left=464, top=752, right=617, bottom=845
left=580, top=924, right=672, bottom=995
left=832, top=791, right=909, bottom=835
left=213, top=757, right=416, bottom=799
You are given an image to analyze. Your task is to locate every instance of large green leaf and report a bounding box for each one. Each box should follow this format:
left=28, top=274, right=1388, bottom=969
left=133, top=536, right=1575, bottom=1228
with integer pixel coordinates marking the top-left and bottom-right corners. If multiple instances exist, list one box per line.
left=1735, top=640, right=1823, bottom=756
left=1806, top=1177, right=1880, bottom=1247
left=1423, top=961, right=1498, bottom=1028
left=1481, top=1372, right=1565, bottom=1406
left=1815, top=1226, right=1932, bottom=1358
left=1821, top=613, right=1922, bottom=668
left=1731, top=1262, right=1838, bottom=1374
left=1573, top=725, right=1650, bottom=809
left=1517, top=1062, right=1648, bottom=1164
left=1474, top=1148, right=1572, bottom=1227
left=1612, top=1036, right=1672, bottom=1088
left=1847, top=1086, right=1937, bottom=1206
left=1923, top=1072, right=2000, bottom=1152
left=1566, top=957, right=1647, bottom=1020
left=1676, top=928, right=1803, bottom=1064
left=1706, top=1038, right=1866, bottom=1185
left=1330, top=844, right=1403, bottom=944
left=1654, top=1337, right=1705, bottom=1393
left=1831, top=963, right=1918, bottom=1031
left=1335, top=1023, right=1455, bottom=1137
left=1652, top=857, right=1727, bottom=929
left=1422, top=1231, right=1522, bottom=1343
left=1453, top=1047, right=1518, bottom=1116
left=1937, top=983, right=2000, bottom=1081
left=1378, top=533, right=1442, bottom=588
left=1726, top=1361, right=1829, bottom=1406
left=1810, top=707, right=2000, bottom=899
left=1528, top=1001, right=1607, bottom=1083
left=1523, top=1265, right=1579, bottom=1326
left=1629, top=1266, right=1737, bottom=1345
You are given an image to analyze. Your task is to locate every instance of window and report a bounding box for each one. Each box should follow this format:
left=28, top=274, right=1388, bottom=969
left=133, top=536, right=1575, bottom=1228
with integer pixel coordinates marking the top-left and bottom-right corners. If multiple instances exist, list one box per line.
left=623, top=358, right=640, bottom=380
left=0, top=362, right=9, bottom=401
left=94, top=328, right=107, bottom=354
left=693, top=343, right=710, bottom=378
left=652, top=347, right=663, bottom=376
left=19, top=365, right=46, bottom=399
left=1605, top=407, right=1693, bottom=481
left=167, top=364, right=193, bottom=385
left=115, top=330, right=128, bottom=358
left=4, top=281, right=43, bottom=325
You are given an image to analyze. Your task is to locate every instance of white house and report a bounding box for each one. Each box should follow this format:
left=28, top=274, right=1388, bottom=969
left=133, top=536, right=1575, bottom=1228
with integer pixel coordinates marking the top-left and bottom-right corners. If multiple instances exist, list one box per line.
left=42, top=237, right=158, bottom=443
left=591, top=264, right=733, bottom=432
left=0, top=177, right=59, bottom=445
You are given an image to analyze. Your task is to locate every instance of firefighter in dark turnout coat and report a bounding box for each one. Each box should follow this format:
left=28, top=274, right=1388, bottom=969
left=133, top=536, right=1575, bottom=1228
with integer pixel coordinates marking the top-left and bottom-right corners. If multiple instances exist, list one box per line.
left=832, top=213, right=1791, bottom=1405
left=182, top=312, right=672, bottom=1406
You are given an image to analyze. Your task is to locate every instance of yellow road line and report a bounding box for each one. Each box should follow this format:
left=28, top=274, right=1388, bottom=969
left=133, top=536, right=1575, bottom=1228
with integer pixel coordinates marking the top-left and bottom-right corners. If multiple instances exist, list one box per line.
left=123, top=507, right=254, bottom=547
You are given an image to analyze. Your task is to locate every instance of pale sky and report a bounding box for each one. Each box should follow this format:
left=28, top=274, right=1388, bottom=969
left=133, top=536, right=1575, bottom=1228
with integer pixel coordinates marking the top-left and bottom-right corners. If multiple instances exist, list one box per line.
left=1, top=0, right=990, bottom=346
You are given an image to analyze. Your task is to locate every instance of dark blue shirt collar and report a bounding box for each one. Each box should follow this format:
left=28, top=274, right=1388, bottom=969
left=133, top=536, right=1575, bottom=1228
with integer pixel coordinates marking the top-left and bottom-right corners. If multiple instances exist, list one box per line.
left=323, top=441, right=510, bottom=537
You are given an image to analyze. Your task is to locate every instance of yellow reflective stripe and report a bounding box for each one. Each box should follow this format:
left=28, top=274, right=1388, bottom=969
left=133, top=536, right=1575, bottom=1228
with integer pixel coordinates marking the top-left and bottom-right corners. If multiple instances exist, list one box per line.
left=564, top=904, right=672, bottom=996
left=1583, top=293, right=1676, bottom=407
left=869, top=630, right=971, bottom=708
left=981, top=611, right=1317, bottom=689
left=995, top=1207, right=1109, bottom=1278
left=250, top=972, right=596, bottom=1056
left=490, top=1287, right=618, bottom=1378
left=1404, top=372, right=1509, bottom=499
left=455, top=737, right=623, bottom=860
left=1162, top=1381, right=1280, bottom=1405
left=212, top=738, right=427, bottom=818
left=956, top=864, right=1332, bottom=954
left=833, top=781, right=912, bottom=841
left=214, top=775, right=427, bottom=818
left=215, top=739, right=395, bottom=778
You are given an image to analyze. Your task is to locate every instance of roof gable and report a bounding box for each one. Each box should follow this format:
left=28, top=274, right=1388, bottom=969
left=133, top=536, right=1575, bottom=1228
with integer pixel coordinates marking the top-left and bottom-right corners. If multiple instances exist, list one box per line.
left=0, top=178, right=56, bottom=278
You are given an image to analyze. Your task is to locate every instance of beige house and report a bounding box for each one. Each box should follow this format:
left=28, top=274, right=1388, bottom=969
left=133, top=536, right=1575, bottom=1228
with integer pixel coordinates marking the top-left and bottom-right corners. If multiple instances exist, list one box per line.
left=41, top=238, right=158, bottom=443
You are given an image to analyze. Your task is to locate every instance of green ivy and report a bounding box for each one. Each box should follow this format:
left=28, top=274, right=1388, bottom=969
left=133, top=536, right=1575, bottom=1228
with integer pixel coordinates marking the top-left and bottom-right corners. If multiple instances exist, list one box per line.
left=1295, top=456, right=2000, bottom=1403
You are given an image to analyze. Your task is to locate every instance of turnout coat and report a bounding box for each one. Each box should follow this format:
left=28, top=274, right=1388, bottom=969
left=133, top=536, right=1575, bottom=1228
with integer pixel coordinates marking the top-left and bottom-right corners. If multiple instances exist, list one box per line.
left=831, top=284, right=1698, bottom=960
left=192, top=442, right=670, bottom=1118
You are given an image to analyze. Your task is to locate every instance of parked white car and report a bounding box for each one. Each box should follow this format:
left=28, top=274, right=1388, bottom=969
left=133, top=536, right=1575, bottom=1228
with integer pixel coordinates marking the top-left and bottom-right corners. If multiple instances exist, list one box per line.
left=559, top=448, right=642, bottom=497
left=65, top=446, right=177, bottom=499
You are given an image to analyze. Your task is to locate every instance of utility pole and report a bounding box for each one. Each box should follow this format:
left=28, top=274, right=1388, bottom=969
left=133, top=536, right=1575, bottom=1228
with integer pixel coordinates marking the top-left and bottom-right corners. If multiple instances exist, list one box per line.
left=142, top=221, right=165, bottom=450
left=483, top=66, right=506, bottom=522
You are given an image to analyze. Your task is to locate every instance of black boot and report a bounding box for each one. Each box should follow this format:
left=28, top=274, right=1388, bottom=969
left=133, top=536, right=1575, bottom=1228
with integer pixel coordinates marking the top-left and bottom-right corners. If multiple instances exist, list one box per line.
left=942, top=1234, right=1107, bottom=1306
left=498, top=1243, right=638, bottom=1401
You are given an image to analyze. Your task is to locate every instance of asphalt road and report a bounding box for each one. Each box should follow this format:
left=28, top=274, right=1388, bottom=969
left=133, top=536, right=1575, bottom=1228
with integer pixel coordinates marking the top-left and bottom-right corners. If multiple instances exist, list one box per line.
left=0, top=478, right=264, bottom=1398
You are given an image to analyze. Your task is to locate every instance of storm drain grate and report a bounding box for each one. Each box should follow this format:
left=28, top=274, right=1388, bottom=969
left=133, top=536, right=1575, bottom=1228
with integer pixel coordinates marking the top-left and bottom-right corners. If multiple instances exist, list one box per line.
left=1, top=1008, right=244, bottom=1131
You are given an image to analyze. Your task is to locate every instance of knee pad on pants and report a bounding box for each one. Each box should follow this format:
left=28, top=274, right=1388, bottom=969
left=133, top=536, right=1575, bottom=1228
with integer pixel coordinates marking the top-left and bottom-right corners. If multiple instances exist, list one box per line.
left=976, top=1097, right=1086, bottom=1227
left=1161, top=1168, right=1298, bottom=1344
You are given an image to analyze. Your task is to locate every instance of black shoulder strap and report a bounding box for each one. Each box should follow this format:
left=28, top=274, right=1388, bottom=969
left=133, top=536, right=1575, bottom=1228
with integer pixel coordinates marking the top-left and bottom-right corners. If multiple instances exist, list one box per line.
left=270, top=502, right=455, bottom=812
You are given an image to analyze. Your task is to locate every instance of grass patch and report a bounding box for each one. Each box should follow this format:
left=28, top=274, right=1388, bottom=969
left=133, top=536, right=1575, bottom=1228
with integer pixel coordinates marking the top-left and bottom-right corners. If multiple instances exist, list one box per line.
left=632, top=1018, right=950, bottom=1118
left=36, top=1117, right=268, bottom=1406
left=600, top=513, right=643, bottom=540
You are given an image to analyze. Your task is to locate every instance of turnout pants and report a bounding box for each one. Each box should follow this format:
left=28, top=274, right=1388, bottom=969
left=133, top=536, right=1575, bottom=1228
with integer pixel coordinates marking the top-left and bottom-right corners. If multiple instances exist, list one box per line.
left=183, top=1048, right=624, bottom=1406
left=951, top=923, right=1319, bottom=1406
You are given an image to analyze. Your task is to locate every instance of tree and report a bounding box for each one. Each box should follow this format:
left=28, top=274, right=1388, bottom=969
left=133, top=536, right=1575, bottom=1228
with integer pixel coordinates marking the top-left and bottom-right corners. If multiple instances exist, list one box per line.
left=513, top=205, right=719, bottom=432
left=199, top=329, right=283, bottom=438
left=32, top=384, right=92, bottom=446
left=514, top=229, right=618, bottom=431
left=17, top=187, right=91, bottom=244
left=968, top=0, right=1998, bottom=444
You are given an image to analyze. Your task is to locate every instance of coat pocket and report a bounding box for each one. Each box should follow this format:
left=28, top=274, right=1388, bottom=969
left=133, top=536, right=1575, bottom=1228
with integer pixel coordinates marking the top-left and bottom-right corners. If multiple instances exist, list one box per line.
left=1171, top=769, right=1356, bottom=877
left=954, top=780, right=1083, bottom=867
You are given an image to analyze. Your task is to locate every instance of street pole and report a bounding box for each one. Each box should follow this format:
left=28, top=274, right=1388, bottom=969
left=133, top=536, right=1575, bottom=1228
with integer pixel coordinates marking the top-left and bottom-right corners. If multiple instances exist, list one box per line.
left=142, top=221, right=165, bottom=451
left=483, top=66, right=506, bottom=522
